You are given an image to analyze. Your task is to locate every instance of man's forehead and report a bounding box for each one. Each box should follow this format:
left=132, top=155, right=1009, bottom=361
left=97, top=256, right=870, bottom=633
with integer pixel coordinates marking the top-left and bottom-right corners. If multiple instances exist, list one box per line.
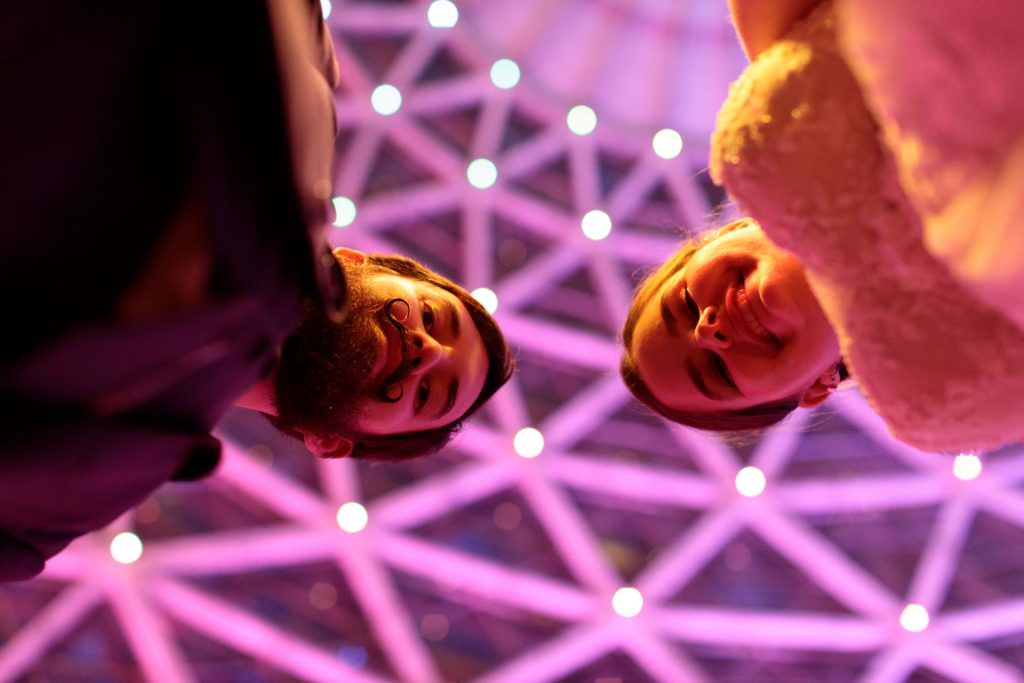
left=368, top=271, right=452, bottom=299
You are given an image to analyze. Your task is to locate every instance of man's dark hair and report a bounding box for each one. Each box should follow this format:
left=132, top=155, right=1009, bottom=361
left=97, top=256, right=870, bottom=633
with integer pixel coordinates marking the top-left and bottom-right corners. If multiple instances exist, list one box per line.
left=273, top=254, right=515, bottom=461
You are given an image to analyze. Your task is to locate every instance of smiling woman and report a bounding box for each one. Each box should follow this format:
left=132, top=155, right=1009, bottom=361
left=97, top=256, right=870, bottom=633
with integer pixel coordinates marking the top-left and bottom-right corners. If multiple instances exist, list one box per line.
left=632, top=0, right=1024, bottom=451
left=620, top=219, right=844, bottom=432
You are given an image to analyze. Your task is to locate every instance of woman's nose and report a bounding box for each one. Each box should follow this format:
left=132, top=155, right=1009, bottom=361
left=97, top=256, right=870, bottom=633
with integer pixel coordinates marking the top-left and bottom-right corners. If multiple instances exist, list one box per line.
left=408, top=332, right=444, bottom=374
left=695, top=306, right=732, bottom=350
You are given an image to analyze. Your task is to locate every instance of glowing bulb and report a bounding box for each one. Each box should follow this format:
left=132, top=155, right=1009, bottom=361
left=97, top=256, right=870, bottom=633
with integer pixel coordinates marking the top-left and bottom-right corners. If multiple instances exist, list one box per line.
left=566, top=105, right=597, bottom=136
left=652, top=128, right=684, bottom=159
left=490, top=58, right=521, bottom=89
left=467, top=158, right=498, bottom=189
left=309, top=582, right=338, bottom=610
left=110, top=532, right=143, bottom=564
left=427, top=0, right=459, bottom=28
left=494, top=502, right=522, bottom=530
left=612, top=587, right=644, bottom=618
left=332, top=196, right=357, bottom=227
left=336, top=502, right=368, bottom=533
left=471, top=287, right=498, bottom=314
left=581, top=209, right=612, bottom=241
left=421, top=613, right=450, bottom=641
left=513, top=427, right=544, bottom=458
left=900, top=603, right=930, bottom=632
left=953, top=453, right=982, bottom=481
left=320, top=0, right=332, bottom=20
left=735, top=466, right=767, bottom=497
left=371, top=84, right=402, bottom=116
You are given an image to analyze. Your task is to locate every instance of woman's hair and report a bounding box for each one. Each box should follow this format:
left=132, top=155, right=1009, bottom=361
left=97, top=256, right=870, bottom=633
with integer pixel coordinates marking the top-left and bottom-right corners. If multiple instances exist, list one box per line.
left=619, top=218, right=802, bottom=432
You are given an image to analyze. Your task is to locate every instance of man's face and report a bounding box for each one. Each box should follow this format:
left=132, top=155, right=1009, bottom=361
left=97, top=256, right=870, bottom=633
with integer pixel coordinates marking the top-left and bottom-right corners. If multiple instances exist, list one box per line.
left=274, top=261, right=489, bottom=438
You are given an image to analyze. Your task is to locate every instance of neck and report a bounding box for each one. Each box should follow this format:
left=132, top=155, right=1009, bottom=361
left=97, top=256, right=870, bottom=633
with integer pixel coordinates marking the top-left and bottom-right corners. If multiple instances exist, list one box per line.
left=235, top=376, right=277, bottom=414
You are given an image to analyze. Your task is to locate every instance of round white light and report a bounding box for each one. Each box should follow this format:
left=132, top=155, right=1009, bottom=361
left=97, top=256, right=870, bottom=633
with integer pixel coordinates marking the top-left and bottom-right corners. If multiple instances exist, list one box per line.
left=652, top=128, right=684, bottom=159
left=427, top=0, right=459, bottom=28
left=900, top=603, right=930, bottom=632
left=110, top=532, right=143, bottom=564
left=490, top=58, right=521, bottom=89
left=336, top=501, right=369, bottom=533
left=735, top=466, right=767, bottom=497
left=612, top=586, right=644, bottom=618
left=580, top=209, right=612, bottom=241
left=953, top=453, right=982, bottom=481
left=471, top=287, right=499, bottom=314
left=466, top=158, right=498, bottom=189
left=513, top=427, right=544, bottom=459
left=370, top=84, right=402, bottom=116
left=320, top=0, right=332, bottom=20
left=566, top=105, right=597, bottom=136
left=331, top=196, right=357, bottom=227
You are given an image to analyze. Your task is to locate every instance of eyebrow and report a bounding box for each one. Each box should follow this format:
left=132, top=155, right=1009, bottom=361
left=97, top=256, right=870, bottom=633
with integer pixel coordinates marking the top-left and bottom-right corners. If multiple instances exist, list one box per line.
left=686, top=356, right=722, bottom=402
left=435, top=376, right=459, bottom=419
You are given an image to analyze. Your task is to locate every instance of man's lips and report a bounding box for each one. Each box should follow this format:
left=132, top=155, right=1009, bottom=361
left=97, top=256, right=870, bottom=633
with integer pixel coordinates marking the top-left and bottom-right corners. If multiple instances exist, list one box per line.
left=377, top=317, right=404, bottom=381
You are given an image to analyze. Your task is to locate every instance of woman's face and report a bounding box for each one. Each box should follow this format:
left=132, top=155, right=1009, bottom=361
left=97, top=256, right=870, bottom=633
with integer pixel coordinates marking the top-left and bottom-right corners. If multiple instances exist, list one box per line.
left=629, top=224, right=838, bottom=412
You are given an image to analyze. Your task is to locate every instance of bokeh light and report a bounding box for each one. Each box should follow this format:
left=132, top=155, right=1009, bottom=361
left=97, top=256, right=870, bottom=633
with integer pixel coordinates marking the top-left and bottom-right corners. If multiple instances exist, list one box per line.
left=336, top=502, right=369, bottom=533
left=370, top=84, right=402, bottom=116
left=490, top=58, right=521, bottom=89
left=514, top=427, right=544, bottom=458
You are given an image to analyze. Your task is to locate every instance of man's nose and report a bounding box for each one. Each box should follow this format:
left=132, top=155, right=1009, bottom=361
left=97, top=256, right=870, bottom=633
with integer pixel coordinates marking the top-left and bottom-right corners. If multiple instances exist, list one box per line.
left=408, top=332, right=444, bottom=374
left=695, top=306, right=732, bottom=350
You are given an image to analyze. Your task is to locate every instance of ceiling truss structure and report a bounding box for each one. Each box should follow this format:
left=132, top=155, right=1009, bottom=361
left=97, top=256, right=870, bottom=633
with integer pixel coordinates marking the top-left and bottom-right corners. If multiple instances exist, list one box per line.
left=3, top=2, right=1024, bottom=682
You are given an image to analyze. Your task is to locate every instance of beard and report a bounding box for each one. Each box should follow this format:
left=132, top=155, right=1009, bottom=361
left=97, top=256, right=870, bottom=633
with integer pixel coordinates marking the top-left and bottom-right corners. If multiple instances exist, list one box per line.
left=273, top=273, right=381, bottom=435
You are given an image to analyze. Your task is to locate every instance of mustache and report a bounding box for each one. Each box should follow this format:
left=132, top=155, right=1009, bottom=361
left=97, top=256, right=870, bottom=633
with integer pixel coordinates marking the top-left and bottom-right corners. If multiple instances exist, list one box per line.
left=374, top=299, right=414, bottom=403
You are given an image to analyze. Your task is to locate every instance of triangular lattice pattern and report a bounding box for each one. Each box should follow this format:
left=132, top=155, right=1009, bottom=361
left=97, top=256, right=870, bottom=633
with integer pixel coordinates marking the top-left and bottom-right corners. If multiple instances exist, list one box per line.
left=3, top=2, right=1024, bottom=682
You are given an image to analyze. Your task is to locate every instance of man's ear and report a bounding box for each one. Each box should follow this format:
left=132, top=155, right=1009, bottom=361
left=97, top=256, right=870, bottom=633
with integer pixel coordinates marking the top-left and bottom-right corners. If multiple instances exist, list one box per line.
left=332, top=247, right=368, bottom=267
left=301, top=432, right=354, bottom=459
left=798, top=365, right=841, bottom=408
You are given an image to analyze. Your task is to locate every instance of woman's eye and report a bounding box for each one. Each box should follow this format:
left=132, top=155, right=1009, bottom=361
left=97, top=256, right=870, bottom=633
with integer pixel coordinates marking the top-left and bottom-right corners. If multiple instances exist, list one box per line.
left=416, top=381, right=430, bottom=409
left=684, top=288, right=700, bottom=319
left=711, top=354, right=736, bottom=389
left=422, top=302, right=435, bottom=331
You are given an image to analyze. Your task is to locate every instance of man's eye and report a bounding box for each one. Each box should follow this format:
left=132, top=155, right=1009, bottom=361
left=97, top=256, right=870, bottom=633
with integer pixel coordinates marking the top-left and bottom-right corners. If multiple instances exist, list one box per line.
left=383, top=381, right=404, bottom=402
left=422, top=302, right=435, bottom=331
left=416, top=381, right=430, bottom=409
left=684, top=288, right=700, bottom=319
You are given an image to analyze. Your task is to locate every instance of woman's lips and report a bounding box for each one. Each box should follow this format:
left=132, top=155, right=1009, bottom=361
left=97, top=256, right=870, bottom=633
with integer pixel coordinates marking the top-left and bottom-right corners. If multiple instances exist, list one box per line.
left=737, top=288, right=774, bottom=342
left=728, top=282, right=778, bottom=351
left=744, top=277, right=783, bottom=339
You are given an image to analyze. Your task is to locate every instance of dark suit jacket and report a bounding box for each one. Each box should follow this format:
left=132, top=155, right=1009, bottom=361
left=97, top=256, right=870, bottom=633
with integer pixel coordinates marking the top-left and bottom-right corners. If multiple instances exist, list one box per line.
left=0, top=1, right=345, bottom=580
